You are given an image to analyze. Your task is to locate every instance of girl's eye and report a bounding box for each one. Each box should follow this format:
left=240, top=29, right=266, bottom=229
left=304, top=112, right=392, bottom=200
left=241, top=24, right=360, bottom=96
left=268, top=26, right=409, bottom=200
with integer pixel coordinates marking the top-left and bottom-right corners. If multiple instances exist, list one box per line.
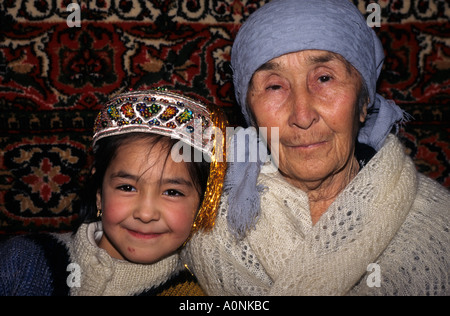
left=118, top=185, right=136, bottom=192
left=164, top=189, right=184, bottom=197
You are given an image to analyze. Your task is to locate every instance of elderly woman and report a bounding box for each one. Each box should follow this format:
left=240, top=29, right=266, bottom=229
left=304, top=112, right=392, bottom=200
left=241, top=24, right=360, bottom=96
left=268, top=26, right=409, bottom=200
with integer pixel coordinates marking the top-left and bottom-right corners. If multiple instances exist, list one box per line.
left=183, top=0, right=450, bottom=295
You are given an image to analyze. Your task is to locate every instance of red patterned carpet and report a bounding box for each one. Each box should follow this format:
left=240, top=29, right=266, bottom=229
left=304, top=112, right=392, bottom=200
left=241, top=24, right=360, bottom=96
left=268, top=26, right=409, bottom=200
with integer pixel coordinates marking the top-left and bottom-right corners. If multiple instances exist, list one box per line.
left=0, top=0, right=449, bottom=234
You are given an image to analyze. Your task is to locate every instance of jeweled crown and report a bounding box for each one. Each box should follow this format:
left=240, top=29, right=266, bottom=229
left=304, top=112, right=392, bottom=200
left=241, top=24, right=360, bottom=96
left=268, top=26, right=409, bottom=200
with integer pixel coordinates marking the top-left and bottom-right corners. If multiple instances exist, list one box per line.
left=93, top=88, right=217, bottom=158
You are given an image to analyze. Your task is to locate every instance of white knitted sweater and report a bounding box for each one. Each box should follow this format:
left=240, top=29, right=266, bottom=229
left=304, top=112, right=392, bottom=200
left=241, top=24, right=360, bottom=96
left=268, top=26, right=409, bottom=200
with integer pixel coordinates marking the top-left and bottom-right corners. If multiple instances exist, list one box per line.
left=184, top=135, right=450, bottom=296
left=56, top=222, right=183, bottom=296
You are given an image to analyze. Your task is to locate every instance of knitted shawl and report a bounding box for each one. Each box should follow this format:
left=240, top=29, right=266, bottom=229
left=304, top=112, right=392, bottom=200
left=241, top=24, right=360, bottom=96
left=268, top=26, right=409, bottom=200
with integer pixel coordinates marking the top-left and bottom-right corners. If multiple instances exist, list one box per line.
left=184, top=135, right=450, bottom=296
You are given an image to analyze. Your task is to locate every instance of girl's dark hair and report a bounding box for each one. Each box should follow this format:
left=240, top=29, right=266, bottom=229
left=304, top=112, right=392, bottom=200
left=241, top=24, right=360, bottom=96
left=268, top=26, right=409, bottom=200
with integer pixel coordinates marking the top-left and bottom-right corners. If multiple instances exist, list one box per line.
left=74, top=133, right=210, bottom=231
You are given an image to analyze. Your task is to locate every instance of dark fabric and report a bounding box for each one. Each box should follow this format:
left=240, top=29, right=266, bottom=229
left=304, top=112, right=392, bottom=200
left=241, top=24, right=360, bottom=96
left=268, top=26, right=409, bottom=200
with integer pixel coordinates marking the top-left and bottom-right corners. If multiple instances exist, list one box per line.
left=0, top=233, right=201, bottom=296
left=355, top=141, right=377, bottom=169
left=0, top=234, right=70, bottom=296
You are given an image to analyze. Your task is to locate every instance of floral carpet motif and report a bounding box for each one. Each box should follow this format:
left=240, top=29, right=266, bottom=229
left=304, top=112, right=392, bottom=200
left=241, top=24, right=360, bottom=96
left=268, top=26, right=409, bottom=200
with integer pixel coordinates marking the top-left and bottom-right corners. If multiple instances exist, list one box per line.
left=0, top=0, right=449, bottom=234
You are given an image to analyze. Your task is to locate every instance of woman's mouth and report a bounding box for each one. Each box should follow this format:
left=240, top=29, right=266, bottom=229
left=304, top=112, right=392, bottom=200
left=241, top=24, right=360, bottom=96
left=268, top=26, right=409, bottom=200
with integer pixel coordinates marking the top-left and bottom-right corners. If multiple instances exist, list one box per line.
left=290, top=140, right=328, bottom=149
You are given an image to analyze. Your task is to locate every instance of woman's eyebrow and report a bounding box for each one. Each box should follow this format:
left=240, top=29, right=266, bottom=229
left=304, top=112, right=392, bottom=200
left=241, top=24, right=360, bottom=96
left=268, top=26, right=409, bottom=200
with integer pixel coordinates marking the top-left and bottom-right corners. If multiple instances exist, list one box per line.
left=254, top=60, right=281, bottom=73
left=306, top=52, right=338, bottom=65
left=255, top=52, right=338, bottom=73
left=307, top=52, right=354, bottom=74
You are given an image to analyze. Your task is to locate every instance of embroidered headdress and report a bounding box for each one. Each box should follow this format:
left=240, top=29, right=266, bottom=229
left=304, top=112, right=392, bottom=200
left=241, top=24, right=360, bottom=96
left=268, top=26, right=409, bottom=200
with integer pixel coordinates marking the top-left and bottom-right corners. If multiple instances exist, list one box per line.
left=92, top=88, right=228, bottom=234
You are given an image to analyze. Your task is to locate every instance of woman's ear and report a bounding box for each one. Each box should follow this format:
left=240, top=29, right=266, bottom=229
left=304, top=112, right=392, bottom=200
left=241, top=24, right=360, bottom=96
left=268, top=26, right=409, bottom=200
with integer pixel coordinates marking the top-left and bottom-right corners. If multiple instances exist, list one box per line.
left=360, top=99, right=369, bottom=123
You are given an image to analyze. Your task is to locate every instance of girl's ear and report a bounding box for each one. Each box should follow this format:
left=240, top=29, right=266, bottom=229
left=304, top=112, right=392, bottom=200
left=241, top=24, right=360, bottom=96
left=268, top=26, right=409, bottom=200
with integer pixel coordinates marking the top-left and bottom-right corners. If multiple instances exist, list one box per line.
left=96, top=188, right=102, bottom=211
left=93, top=167, right=102, bottom=210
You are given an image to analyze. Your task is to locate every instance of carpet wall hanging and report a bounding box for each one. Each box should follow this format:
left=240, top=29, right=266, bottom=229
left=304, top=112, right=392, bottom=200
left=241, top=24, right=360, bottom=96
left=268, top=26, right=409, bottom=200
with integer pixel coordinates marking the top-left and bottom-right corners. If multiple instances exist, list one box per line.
left=0, top=0, right=449, bottom=234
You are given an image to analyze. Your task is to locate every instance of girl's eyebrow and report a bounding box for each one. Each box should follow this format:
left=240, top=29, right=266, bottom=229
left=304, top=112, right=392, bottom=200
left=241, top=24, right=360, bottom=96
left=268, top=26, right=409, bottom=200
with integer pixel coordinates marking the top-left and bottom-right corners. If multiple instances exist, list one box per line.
left=110, top=171, right=139, bottom=181
left=161, top=177, right=194, bottom=187
left=111, top=171, right=193, bottom=187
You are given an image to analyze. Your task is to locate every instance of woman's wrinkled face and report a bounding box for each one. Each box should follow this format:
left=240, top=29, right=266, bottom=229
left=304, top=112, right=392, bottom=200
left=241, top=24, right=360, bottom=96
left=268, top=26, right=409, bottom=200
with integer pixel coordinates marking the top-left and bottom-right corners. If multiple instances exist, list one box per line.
left=96, top=138, right=200, bottom=264
left=247, top=50, right=367, bottom=189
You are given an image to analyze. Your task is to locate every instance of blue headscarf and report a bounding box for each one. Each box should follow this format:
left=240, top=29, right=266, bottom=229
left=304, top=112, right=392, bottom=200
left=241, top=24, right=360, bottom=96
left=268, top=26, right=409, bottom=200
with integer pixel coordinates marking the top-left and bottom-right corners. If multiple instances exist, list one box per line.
left=226, top=0, right=409, bottom=238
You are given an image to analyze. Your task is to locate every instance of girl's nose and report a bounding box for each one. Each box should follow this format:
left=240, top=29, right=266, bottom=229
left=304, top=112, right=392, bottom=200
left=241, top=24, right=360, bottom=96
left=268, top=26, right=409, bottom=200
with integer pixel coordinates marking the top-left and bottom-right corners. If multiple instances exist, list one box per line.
left=133, top=198, right=160, bottom=223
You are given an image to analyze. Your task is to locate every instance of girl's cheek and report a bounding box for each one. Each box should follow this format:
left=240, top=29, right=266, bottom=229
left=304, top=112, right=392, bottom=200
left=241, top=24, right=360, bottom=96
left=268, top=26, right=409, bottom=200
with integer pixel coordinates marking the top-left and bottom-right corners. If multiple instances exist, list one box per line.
left=168, top=207, right=196, bottom=237
left=102, top=199, right=130, bottom=224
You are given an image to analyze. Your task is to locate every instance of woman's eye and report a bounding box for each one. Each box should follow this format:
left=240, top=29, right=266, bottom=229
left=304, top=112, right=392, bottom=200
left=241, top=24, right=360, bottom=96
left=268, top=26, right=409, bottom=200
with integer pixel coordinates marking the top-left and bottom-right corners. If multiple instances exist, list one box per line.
left=118, top=185, right=136, bottom=192
left=318, top=75, right=332, bottom=83
left=266, top=84, right=282, bottom=91
left=164, top=189, right=184, bottom=197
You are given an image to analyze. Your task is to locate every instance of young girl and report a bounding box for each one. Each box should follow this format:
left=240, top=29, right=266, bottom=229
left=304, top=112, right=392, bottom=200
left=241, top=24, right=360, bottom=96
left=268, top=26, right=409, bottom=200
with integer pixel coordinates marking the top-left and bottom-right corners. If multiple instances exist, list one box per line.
left=0, top=88, right=227, bottom=296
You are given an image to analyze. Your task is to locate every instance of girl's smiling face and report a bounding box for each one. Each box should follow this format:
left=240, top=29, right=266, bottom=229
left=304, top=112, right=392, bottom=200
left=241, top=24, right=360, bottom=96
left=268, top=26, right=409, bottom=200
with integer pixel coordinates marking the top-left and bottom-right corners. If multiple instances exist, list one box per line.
left=96, top=137, right=201, bottom=264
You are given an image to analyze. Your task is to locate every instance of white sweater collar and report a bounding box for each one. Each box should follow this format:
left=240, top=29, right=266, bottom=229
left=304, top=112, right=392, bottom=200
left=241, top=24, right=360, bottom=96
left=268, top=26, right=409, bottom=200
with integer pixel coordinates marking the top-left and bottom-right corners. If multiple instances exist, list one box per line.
left=64, top=222, right=182, bottom=296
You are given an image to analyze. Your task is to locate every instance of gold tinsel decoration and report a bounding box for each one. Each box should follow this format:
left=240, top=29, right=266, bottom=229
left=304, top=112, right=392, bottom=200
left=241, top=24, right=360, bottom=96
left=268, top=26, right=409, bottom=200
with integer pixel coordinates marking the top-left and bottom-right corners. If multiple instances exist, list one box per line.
left=188, top=105, right=228, bottom=238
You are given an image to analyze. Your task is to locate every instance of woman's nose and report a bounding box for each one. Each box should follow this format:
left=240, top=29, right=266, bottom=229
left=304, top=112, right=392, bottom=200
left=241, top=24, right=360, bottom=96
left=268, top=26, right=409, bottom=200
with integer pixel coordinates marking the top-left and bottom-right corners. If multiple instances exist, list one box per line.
left=288, top=88, right=320, bottom=130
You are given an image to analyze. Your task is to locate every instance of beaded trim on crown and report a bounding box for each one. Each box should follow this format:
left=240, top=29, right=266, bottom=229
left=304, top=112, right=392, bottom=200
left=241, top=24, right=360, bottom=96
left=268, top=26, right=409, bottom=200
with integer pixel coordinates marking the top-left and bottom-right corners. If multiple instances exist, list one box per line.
left=92, top=88, right=228, bottom=235
left=93, top=88, right=215, bottom=158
